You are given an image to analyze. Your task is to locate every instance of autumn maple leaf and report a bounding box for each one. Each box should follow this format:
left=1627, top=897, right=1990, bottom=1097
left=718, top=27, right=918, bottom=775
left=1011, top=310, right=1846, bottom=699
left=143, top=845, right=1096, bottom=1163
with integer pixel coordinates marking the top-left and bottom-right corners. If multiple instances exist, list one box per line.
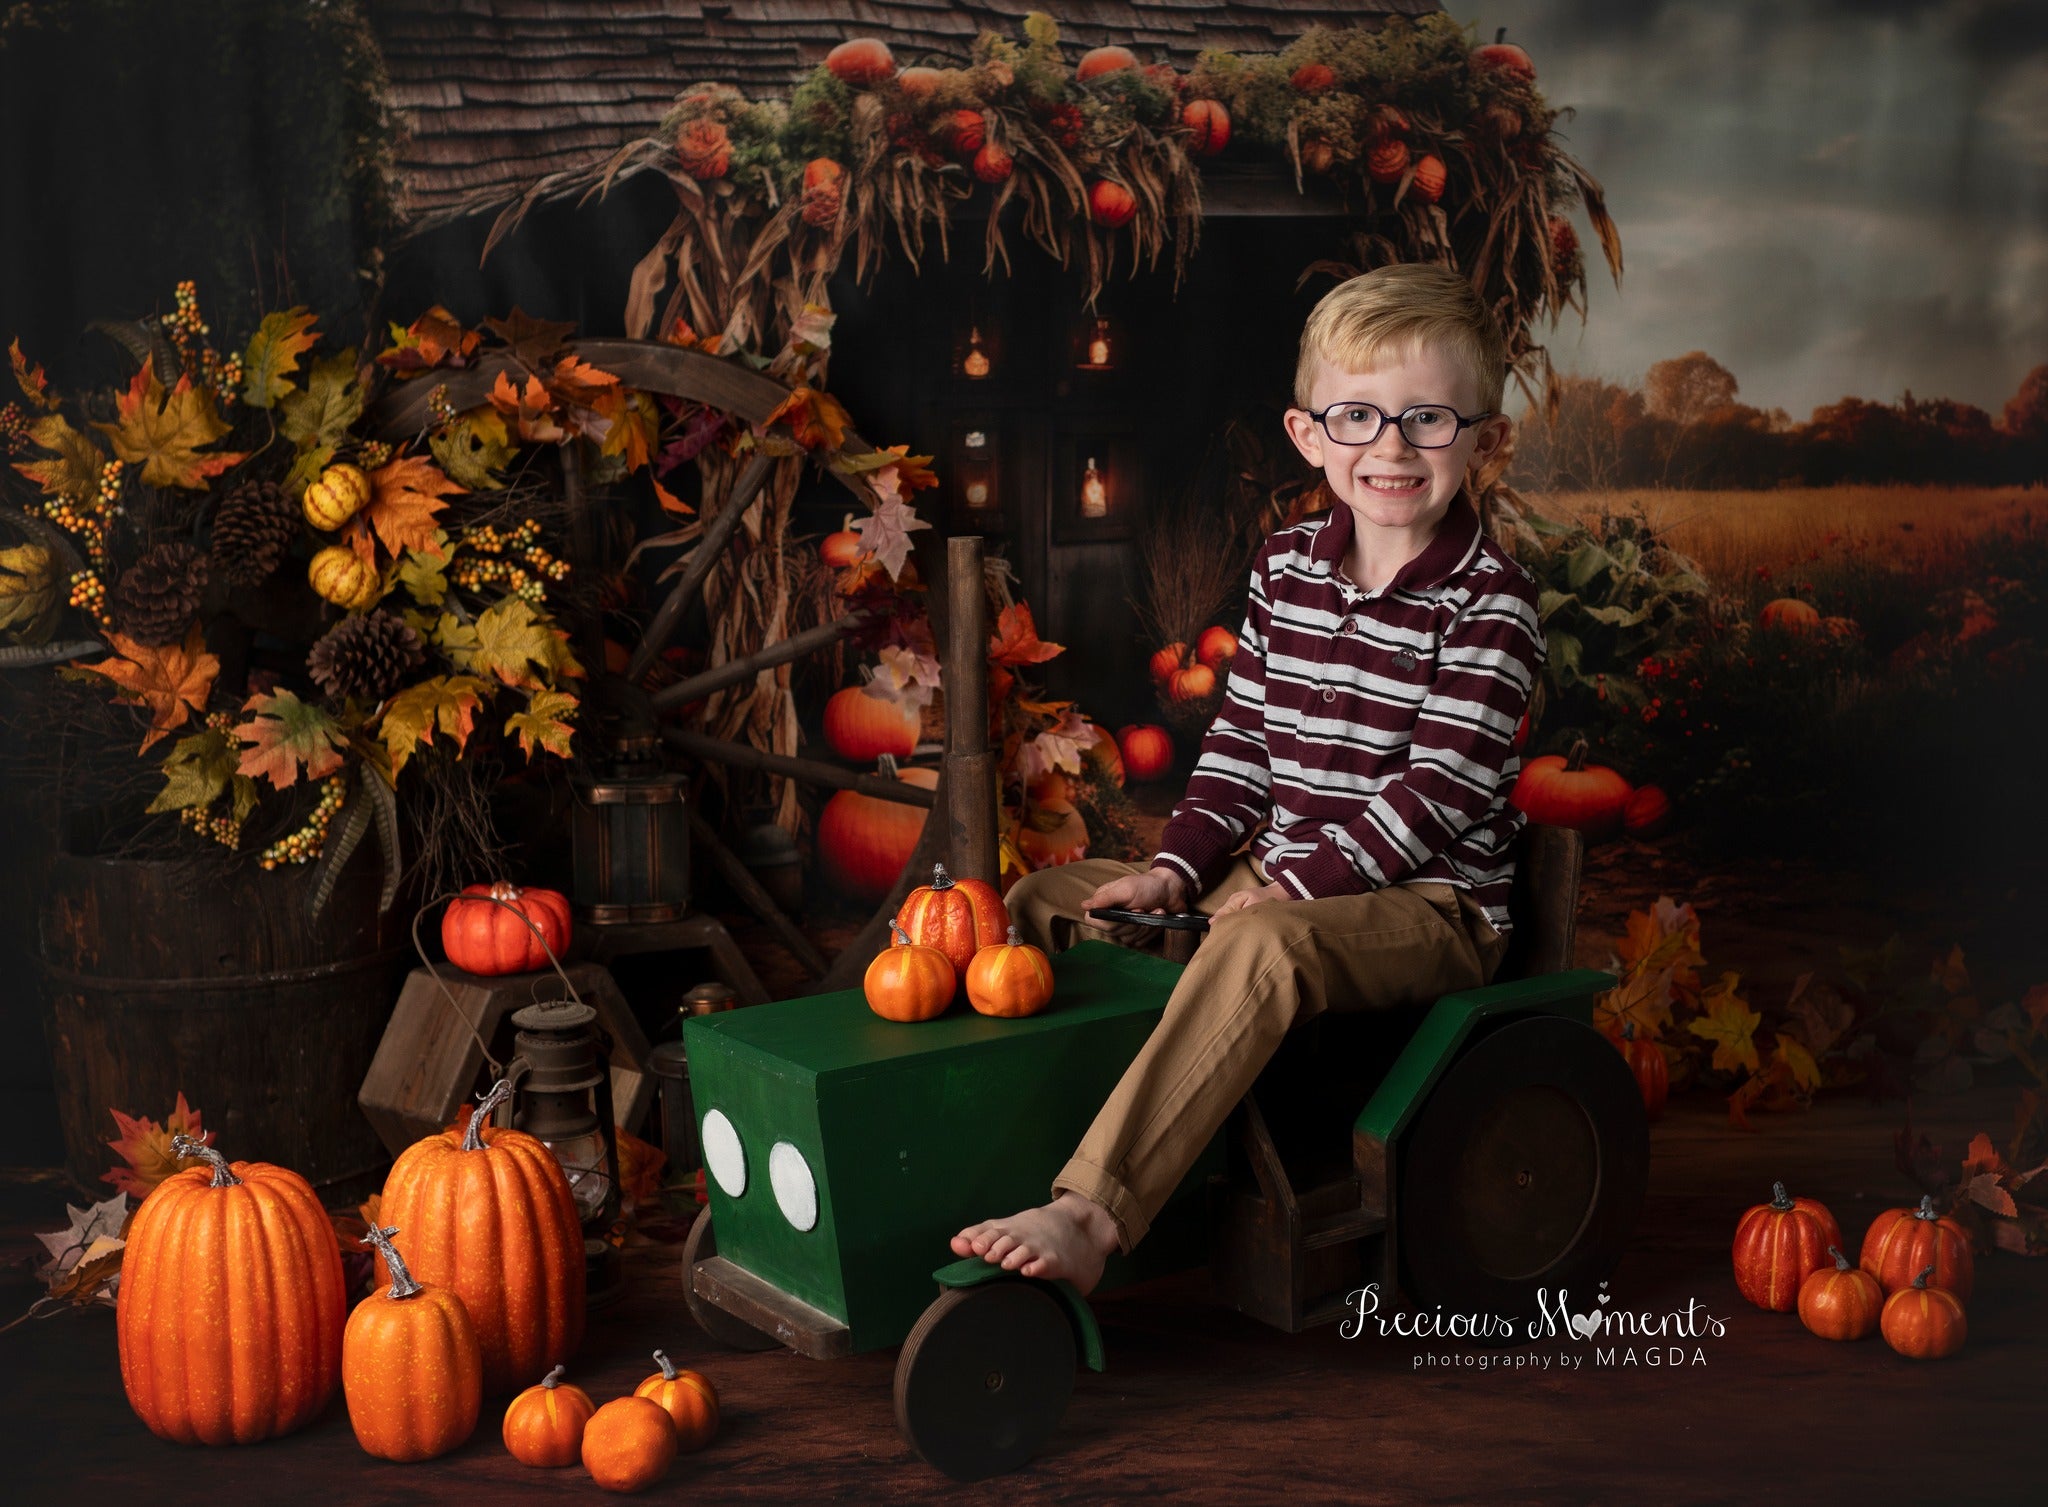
left=461, top=597, right=583, bottom=689
left=236, top=688, right=347, bottom=789
left=376, top=305, right=480, bottom=374
left=600, top=389, right=659, bottom=474
left=763, top=384, right=850, bottom=450
left=93, top=357, right=245, bottom=489
left=1687, top=973, right=1762, bottom=1075
left=10, top=337, right=57, bottom=410
left=13, top=412, right=107, bottom=500
left=483, top=307, right=577, bottom=368
left=103, top=1092, right=210, bottom=1196
left=851, top=496, right=931, bottom=582
left=379, top=674, right=494, bottom=775
left=239, top=307, right=320, bottom=409
left=989, top=602, right=1064, bottom=667
left=1019, top=711, right=1104, bottom=785
left=84, top=625, right=219, bottom=752
left=348, top=451, right=462, bottom=566
left=489, top=370, right=567, bottom=444
left=504, top=687, right=578, bottom=759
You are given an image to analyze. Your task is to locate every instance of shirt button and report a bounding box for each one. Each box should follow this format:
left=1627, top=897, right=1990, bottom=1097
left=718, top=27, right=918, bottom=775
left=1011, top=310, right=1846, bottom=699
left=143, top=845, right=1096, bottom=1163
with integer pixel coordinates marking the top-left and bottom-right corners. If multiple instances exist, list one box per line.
left=1340, top=620, right=1358, bottom=635
left=1322, top=687, right=1336, bottom=703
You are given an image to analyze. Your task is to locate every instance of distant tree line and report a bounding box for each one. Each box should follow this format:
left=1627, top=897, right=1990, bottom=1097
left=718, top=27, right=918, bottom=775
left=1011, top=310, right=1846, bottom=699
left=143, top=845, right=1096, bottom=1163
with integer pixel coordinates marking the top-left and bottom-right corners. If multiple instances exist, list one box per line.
left=1510, top=351, right=2048, bottom=491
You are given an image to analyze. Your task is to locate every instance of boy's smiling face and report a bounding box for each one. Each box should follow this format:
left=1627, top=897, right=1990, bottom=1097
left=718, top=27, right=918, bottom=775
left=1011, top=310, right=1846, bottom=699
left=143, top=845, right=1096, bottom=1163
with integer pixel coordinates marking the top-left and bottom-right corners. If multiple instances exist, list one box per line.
left=1283, top=343, right=1511, bottom=550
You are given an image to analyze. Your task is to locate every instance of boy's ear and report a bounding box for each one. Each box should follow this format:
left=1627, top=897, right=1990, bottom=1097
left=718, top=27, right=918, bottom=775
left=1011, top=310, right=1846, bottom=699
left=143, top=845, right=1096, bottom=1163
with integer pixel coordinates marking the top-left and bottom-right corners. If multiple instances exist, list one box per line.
left=1282, top=407, right=1324, bottom=467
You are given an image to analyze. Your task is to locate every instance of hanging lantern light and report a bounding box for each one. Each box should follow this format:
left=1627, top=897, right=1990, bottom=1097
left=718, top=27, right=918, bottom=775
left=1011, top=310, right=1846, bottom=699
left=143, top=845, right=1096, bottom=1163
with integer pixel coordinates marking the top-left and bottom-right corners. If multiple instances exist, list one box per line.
left=1080, top=316, right=1114, bottom=370
left=1080, top=456, right=1108, bottom=518
left=963, top=325, right=992, bottom=379
left=569, top=734, right=689, bottom=925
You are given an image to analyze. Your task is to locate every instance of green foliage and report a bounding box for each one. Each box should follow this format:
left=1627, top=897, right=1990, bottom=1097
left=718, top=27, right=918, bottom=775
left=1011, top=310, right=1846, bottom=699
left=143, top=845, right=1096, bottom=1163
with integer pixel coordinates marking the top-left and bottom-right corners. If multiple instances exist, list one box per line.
left=784, top=71, right=855, bottom=164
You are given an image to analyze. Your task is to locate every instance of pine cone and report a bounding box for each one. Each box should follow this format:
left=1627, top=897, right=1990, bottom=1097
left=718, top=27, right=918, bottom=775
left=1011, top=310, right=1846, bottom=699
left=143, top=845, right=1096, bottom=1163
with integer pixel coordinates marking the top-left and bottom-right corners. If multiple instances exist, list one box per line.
left=308, top=611, right=424, bottom=704
left=209, top=478, right=297, bottom=586
left=109, top=541, right=208, bottom=646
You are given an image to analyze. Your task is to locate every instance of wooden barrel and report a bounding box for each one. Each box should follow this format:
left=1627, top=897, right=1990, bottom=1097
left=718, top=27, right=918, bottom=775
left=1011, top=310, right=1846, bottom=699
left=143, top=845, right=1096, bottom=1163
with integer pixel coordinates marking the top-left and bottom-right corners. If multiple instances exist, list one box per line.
left=38, top=852, right=407, bottom=1193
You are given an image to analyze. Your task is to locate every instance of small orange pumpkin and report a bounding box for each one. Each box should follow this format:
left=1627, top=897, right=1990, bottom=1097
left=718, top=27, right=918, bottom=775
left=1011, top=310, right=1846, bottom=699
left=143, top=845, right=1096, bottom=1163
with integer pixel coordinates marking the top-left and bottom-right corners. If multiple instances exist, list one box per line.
left=1088, top=179, right=1137, bottom=228
left=343, top=1225, right=483, bottom=1462
left=1411, top=152, right=1448, bottom=203
left=1182, top=98, right=1231, bottom=156
left=865, top=923, right=956, bottom=1022
left=1195, top=624, right=1239, bottom=672
left=1732, top=1181, right=1842, bottom=1312
left=1119, top=723, right=1173, bottom=782
left=1880, top=1264, right=1967, bottom=1360
left=972, top=141, right=1014, bottom=183
left=1509, top=739, right=1633, bottom=838
left=1623, top=784, right=1671, bottom=839
left=896, top=861, right=1011, bottom=975
left=442, top=880, right=573, bottom=976
left=1147, top=642, right=1187, bottom=684
left=1614, top=1020, right=1667, bottom=1122
left=1367, top=138, right=1411, bottom=184
left=1167, top=662, right=1217, bottom=703
left=823, top=682, right=920, bottom=762
left=581, top=1395, right=679, bottom=1493
left=1759, top=597, right=1822, bottom=634
left=1859, top=1194, right=1975, bottom=1300
left=820, top=512, right=866, bottom=568
left=1797, top=1246, right=1884, bottom=1342
left=1290, top=61, right=1337, bottom=93
left=503, top=1364, right=597, bottom=1468
left=308, top=543, right=381, bottom=611
left=825, top=37, right=895, bottom=86
left=303, top=462, right=371, bottom=531
left=634, top=1350, right=719, bottom=1452
left=966, top=925, right=1055, bottom=1019
left=1076, top=45, right=1138, bottom=80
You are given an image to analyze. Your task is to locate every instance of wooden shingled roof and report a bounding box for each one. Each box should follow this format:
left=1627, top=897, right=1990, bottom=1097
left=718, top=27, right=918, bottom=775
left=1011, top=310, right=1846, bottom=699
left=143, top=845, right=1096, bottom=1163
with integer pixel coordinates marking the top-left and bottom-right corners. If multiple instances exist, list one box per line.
left=368, top=0, right=1442, bottom=228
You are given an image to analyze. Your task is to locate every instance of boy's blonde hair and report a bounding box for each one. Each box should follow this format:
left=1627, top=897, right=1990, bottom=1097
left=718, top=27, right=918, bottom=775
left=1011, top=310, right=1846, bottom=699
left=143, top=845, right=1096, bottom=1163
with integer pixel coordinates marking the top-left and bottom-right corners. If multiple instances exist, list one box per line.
left=1294, top=264, right=1507, bottom=415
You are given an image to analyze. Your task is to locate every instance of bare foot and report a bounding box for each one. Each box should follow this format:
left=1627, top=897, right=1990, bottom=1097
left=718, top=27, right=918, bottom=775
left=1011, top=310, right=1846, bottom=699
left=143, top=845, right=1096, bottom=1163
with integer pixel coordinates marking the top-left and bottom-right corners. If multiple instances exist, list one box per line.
left=949, top=1192, right=1122, bottom=1296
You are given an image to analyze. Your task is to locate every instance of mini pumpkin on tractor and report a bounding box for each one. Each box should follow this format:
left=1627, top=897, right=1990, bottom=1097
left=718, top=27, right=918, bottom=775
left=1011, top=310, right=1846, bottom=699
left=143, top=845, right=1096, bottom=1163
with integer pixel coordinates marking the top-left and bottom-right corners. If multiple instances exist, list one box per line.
left=678, top=825, right=1643, bottom=1480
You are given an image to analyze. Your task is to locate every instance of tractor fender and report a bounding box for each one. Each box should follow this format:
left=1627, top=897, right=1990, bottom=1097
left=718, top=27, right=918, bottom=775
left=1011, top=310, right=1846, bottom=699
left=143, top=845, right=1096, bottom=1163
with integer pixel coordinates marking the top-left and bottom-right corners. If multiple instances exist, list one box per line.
left=931, top=1256, right=1105, bottom=1373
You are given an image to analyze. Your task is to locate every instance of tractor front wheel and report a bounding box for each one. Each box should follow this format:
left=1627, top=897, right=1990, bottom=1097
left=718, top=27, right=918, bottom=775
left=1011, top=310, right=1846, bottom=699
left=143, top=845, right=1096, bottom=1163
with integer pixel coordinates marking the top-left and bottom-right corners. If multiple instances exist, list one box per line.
left=894, top=1281, right=1076, bottom=1481
left=682, top=1205, right=783, bottom=1352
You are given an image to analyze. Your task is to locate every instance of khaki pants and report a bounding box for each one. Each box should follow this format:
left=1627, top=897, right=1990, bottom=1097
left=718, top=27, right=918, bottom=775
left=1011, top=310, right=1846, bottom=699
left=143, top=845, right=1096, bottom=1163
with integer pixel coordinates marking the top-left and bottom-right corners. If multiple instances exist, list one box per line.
left=1008, top=854, right=1508, bottom=1254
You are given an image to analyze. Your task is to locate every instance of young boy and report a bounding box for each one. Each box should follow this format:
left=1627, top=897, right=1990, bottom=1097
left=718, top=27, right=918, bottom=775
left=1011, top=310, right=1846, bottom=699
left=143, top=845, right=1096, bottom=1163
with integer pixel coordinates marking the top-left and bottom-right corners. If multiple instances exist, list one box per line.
left=950, top=263, right=1541, bottom=1294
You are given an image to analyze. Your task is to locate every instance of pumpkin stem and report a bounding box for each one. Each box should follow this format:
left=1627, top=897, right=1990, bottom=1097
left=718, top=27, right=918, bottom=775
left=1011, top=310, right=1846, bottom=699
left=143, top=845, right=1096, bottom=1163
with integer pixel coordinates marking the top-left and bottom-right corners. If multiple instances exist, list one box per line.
left=1620, top=1019, right=1636, bottom=1041
left=889, top=923, right=912, bottom=947
left=171, top=1133, right=239, bottom=1187
left=541, top=1364, right=565, bottom=1390
left=1911, top=1263, right=1937, bottom=1290
left=1564, top=738, right=1590, bottom=773
left=929, top=862, right=955, bottom=890
left=464, top=1077, right=516, bottom=1151
left=1914, top=1194, right=1939, bottom=1221
left=1007, top=924, right=1023, bottom=946
left=1768, top=1181, right=1793, bottom=1211
left=488, top=879, right=522, bottom=902
left=877, top=751, right=900, bottom=779
left=653, top=1349, right=679, bottom=1381
left=1496, top=26, right=1508, bottom=44
left=361, top=1225, right=424, bottom=1300
left=1827, top=1244, right=1850, bottom=1271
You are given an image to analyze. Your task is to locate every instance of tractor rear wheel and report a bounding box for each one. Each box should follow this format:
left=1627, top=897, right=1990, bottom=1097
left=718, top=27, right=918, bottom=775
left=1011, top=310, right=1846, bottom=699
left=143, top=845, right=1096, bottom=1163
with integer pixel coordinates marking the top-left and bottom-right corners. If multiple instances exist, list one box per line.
left=895, top=1281, right=1076, bottom=1481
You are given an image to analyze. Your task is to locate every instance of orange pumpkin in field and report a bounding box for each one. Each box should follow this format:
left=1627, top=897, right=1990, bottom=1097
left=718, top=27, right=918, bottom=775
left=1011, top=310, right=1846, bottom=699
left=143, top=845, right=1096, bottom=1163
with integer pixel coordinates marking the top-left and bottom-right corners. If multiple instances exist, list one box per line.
left=865, top=923, right=957, bottom=1022
left=504, top=1364, right=596, bottom=1467
left=896, top=861, right=1010, bottom=975
left=1119, top=723, right=1173, bottom=782
left=343, top=1224, right=483, bottom=1462
left=1509, top=740, right=1632, bottom=838
left=442, top=881, right=572, bottom=975
left=1859, top=1194, right=1974, bottom=1300
left=1732, top=1181, right=1842, bottom=1312
left=817, top=762, right=935, bottom=903
left=581, top=1396, right=678, bottom=1493
left=118, top=1136, right=345, bottom=1445
left=1759, top=597, right=1822, bottom=634
left=966, top=925, right=1055, bottom=1019
left=375, top=1078, right=586, bottom=1395
left=634, top=1351, right=719, bottom=1452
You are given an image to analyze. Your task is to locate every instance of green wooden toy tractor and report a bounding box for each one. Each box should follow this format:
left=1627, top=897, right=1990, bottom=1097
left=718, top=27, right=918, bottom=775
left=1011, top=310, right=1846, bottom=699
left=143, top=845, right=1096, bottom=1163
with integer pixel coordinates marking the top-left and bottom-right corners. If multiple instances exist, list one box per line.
left=678, top=824, right=1648, bottom=1481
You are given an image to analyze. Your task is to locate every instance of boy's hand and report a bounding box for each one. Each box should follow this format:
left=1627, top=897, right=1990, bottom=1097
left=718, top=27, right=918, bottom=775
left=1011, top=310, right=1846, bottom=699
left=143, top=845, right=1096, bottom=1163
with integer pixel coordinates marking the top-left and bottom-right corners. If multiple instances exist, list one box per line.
left=1081, top=867, right=1191, bottom=943
left=1212, top=881, right=1292, bottom=917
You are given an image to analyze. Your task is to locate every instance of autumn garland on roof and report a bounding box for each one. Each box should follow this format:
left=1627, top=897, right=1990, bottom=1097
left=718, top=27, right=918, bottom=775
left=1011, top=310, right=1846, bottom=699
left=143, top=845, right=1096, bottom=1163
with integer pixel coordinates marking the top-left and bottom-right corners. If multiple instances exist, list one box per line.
left=486, top=13, right=1616, bottom=373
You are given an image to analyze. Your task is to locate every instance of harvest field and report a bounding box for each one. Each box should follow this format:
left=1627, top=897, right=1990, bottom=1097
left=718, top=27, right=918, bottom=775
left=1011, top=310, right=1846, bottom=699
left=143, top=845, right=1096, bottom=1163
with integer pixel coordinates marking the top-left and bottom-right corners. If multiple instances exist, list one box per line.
left=1534, top=483, right=2048, bottom=586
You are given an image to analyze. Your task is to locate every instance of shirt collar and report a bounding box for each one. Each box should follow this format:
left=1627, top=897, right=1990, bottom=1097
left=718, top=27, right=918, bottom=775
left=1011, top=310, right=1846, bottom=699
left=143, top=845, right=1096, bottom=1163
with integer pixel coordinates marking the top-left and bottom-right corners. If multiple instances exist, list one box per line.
left=1308, top=488, right=1482, bottom=595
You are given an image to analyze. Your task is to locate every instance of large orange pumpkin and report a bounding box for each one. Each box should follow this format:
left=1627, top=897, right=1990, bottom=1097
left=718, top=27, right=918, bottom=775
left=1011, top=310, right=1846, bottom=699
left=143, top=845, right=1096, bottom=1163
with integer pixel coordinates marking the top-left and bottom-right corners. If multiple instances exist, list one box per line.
left=1732, top=1181, right=1842, bottom=1312
left=117, top=1136, right=346, bottom=1445
left=966, top=925, right=1055, bottom=1019
left=1880, top=1265, right=1967, bottom=1360
left=825, top=37, right=895, bottom=86
left=864, top=924, right=956, bottom=1023
left=1076, top=45, right=1138, bottom=80
left=376, top=1078, right=587, bottom=1395
left=1118, top=723, right=1173, bottom=782
left=896, top=861, right=1010, bottom=975
left=1797, top=1246, right=1884, bottom=1342
left=1859, top=1194, right=1974, bottom=1300
left=504, top=1364, right=596, bottom=1468
left=582, top=1396, right=678, bottom=1493
left=823, top=683, right=919, bottom=762
left=1087, top=732, right=1125, bottom=788
left=442, top=881, right=573, bottom=976
left=817, top=762, right=936, bottom=903
left=343, top=1224, right=483, bottom=1462
left=1759, top=597, right=1822, bottom=634
left=1509, top=739, right=1633, bottom=838
left=634, top=1350, right=719, bottom=1452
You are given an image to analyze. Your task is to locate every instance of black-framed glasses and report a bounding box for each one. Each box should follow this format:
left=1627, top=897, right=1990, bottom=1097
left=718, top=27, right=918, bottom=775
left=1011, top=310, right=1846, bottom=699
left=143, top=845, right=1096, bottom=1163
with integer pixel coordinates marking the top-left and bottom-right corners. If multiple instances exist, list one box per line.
left=1305, top=400, right=1493, bottom=449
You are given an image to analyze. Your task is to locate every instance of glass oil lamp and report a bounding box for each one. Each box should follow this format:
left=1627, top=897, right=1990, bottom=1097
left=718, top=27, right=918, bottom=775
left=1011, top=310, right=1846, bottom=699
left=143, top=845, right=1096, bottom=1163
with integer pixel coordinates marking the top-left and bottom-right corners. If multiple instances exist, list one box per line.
left=508, top=998, right=624, bottom=1300
left=963, top=326, right=991, bottom=378
left=1080, top=456, right=1108, bottom=518
left=569, top=733, right=689, bottom=925
left=1080, top=317, right=1113, bottom=369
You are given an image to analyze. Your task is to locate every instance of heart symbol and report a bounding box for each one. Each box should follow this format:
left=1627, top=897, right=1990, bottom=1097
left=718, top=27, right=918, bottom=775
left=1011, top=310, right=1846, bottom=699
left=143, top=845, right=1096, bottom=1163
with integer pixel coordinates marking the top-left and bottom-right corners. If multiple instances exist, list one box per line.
left=1569, top=1310, right=1605, bottom=1339
left=1598, top=1293, right=1612, bottom=1304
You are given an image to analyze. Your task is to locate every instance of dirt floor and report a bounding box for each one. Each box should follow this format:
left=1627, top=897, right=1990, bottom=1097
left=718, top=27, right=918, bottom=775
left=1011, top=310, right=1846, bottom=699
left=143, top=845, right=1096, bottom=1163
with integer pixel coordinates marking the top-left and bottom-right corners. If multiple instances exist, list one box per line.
left=5, top=809, right=2044, bottom=1503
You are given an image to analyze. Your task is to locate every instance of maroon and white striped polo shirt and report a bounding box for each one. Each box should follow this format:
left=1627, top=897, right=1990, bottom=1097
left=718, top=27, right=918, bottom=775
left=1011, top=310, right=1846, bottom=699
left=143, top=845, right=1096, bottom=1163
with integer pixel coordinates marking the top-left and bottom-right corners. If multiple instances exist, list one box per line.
left=1152, top=491, right=1544, bottom=934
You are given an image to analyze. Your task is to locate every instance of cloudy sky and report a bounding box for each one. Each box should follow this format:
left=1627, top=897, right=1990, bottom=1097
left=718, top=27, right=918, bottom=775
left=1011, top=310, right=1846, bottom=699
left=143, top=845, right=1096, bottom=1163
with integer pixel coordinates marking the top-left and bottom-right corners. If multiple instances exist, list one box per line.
left=1452, top=0, right=2047, bottom=421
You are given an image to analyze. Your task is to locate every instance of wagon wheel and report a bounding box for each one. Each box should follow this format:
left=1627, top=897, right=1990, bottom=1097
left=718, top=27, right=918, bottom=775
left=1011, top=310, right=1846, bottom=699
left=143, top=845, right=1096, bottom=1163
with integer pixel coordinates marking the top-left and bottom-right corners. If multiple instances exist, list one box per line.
left=370, top=340, right=995, bottom=991
left=1396, top=1013, right=1648, bottom=1322
left=680, top=1205, right=782, bottom=1352
left=894, top=1281, right=1076, bottom=1482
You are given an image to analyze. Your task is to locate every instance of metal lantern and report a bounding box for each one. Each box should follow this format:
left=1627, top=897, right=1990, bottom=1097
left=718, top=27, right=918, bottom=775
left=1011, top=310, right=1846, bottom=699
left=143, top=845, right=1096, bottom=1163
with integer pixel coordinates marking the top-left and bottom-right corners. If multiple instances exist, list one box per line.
left=570, top=734, right=689, bottom=924
left=508, top=997, right=624, bottom=1301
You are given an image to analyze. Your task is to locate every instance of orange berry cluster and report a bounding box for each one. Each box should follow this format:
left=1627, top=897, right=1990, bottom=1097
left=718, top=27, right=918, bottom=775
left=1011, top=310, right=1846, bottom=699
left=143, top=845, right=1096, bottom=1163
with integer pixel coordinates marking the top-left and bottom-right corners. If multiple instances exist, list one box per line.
left=0, top=402, right=27, bottom=452
left=179, top=803, right=244, bottom=850
left=258, top=772, right=347, bottom=869
left=357, top=439, right=394, bottom=470
left=427, top=383, right=458, bottom=426
left=453, top=518, right=568, bottom=605
left=161, top=280, right=242, bottom=398
left=67, top=569, right=107, bottom=619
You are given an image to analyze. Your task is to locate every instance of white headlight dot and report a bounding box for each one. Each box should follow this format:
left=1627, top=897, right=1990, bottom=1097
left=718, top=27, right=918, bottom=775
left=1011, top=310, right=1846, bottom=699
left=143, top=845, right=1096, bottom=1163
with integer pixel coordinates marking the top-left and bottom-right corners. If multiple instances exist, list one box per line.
left=768, top=1141, right=818, bottom=1233
left=701, top=1108, right=746, bottom=1198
